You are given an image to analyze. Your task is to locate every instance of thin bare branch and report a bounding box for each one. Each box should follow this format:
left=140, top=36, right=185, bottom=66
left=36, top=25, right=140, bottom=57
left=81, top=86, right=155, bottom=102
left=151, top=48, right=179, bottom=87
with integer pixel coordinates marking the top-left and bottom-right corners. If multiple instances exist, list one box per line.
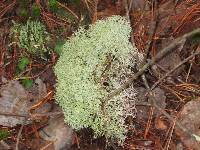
left=106, top=28, right=200, bottom=101
left=150, top=50, right=200, bottom=91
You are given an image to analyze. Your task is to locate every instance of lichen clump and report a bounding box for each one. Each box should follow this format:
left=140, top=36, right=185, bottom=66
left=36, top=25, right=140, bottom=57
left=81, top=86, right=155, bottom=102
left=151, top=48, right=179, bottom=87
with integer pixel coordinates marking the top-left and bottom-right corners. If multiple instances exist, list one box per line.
left=15, top=20, right=50, bottom=55
left=55, top=16, right=140, bottom=142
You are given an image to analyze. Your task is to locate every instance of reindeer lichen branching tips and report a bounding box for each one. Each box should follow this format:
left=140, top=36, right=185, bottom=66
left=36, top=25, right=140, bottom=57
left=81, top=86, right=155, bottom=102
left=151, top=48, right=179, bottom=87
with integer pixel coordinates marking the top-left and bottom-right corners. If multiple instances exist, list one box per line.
left=54, top=15, right=140, bottom=143
left=12, top=19, right=50, bottom=55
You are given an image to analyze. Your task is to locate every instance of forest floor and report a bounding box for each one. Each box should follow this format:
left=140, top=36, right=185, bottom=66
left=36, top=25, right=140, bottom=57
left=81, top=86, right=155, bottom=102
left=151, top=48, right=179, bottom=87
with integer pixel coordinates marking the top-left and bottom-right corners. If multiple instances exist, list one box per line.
left=0, top=0, right=200, bottom=150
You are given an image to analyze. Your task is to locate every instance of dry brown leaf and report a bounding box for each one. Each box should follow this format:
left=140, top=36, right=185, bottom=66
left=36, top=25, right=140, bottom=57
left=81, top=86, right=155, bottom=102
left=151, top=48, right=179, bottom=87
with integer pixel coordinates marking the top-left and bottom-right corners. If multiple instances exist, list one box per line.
left=0, top=78, right=51, bottom=127
left=175, top=97, right=200, bottom=150
left=154, top=117, right=168, bottom=130
left=39, top=113, right=74, bottom=150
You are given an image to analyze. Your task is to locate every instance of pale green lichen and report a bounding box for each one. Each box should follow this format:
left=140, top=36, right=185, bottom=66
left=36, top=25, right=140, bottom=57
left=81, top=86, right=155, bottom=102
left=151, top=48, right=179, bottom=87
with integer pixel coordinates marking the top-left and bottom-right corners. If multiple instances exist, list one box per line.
left=54, top=15, right=140, bottom=142
left=12, top=19, right=50, bottom=55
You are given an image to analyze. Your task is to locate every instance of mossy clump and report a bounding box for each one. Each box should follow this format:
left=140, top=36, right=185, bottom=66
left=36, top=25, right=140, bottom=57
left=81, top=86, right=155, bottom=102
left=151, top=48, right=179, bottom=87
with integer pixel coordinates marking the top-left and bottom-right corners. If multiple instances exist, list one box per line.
left=31, top=3, right=41, bottom=17
left=12, top=19, right=50, bottom=55
left=48, top=0, right=59, bottom=13
left=54, top=16, right=140, bottom=143
left=0, top=130, right=9, bottom=140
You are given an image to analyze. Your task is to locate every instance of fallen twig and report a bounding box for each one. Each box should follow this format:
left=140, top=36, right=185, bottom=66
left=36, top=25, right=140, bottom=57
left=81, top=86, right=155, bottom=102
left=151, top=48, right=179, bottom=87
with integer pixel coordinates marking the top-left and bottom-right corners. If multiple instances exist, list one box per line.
left=106, top=28, right=200, bottom=101
left=57, top=2, right=79, bottom=20
left=15, top=119, right=26, bottom=150
left=150, top=50, right=200, bottom=91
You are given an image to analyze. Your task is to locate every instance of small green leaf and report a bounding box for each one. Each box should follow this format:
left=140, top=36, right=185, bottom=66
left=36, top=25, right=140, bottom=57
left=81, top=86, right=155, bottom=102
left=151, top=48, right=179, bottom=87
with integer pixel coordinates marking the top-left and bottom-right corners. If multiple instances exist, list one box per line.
left=54, top=40, right=65, bottom=55
left=32, top=3, right=41, bottom=17
left=0, top=130, right=9, bottom=140
left=17, top=57, right=30, bottom=71
left=49, top=0, right=58, bottom=13
left=21, top=79, right=33, bottom=89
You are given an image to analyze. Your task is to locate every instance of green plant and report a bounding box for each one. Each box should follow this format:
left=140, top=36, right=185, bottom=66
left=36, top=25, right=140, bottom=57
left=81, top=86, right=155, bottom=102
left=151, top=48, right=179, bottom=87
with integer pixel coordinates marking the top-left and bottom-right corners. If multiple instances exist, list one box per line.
left=31, top=3, right=41, bottom=17
left=0, top=130, right=9, bottom=140
left=16, top=57, right=33, bottom=88
left=15, top=20, right=50, bottom=55
left=49, top=0, right=59, bottom=13
left=21, top=78, right=33, bottom=89
left=17, top=57, right=30, bottom=71
left=54, top=16, right=140, bottom=143
left=54, top=40, right=65, bottom=55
